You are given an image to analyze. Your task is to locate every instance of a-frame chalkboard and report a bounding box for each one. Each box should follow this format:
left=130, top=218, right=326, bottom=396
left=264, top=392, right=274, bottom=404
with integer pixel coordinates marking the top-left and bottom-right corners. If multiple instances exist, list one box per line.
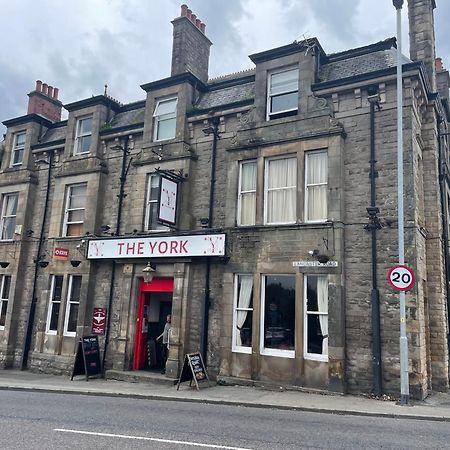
left=176, top=352, right=210, bottom=390
left=71, top=335, right=102, bottom=381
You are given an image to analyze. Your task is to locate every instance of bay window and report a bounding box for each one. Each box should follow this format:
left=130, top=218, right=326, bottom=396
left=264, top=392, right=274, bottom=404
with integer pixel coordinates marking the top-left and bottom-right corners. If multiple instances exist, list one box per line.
left=305, top=150, right=328, bottom=222
left=232, top=274, right=254, bottom=353
left=264, top=156, right=297, bottom=224
left=267, top=68, right=299, bottom=120
left=304, top=275, right=328, bottom=360
left=237, top=161, right=256, bottom=226
left=153, top=97, right=177, bottom=141
left=63, top=183, right=87, bottom=237
left=0, top=193, right=18, bottom=240
left=260, top=275, right=295, bottom=357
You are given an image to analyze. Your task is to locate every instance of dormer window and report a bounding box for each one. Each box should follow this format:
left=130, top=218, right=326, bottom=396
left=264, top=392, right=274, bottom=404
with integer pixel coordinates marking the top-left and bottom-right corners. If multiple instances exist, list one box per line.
left=267, top=68, right=299, bottom=120
left=11, top=132, right=25, bottom=167
left=74, top=116, right=92, bottom=155
left=153, top=97, right=177, bottom=141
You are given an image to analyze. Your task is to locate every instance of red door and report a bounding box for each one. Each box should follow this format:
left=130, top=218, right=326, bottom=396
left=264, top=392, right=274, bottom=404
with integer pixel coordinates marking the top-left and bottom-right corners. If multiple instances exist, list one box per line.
left=133, top=277, right=174, bottom=370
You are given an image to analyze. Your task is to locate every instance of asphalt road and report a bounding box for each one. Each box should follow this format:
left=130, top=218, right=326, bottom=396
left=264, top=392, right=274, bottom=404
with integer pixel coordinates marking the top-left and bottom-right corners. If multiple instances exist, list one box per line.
left=0, top=390, right=449, bottom=449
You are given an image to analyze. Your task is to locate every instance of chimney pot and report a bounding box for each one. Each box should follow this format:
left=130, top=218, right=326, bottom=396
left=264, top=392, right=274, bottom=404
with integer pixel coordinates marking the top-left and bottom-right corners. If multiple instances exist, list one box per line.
left=53, top=87, right=59, bottom=99
left=47, top=86, right=54, bottom=97
left=181, top=4, right=188, bottom=16
left=195, top=18, right=201, bottom=28
left=42, top=83, right=48, bottom=95
left=190, top=13, right=196, bottom=24
left=435, top=57, right=444, bottom=72
left=200, top=22, right=206, bottom=33
left=36, top=80, right=42, bottom=92
left=186, top=8, right=192, bottom=19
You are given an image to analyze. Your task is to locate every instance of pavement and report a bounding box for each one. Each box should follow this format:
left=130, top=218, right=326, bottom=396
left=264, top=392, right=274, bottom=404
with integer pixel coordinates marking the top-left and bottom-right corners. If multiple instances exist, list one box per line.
left=2, top=369, right=450, bottom=422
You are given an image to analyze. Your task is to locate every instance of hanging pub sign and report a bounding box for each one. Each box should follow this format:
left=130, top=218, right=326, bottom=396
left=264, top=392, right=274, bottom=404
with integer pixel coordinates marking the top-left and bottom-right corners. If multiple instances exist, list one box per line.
left=53, top=247, right=69, bottom=261
left=87, top=234, right=226, bottom=259
left=158, top=175, right=178, bottom=227
left=71, top=335, right=102, bottom=381
left=176, top=352, right=210, bottom=391
left=91, top=307, right=107, bottom=335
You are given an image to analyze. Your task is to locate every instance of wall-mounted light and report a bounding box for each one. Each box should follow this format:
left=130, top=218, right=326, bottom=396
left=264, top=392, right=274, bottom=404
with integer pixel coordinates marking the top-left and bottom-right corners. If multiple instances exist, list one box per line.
left=142, top=262, right=156, bottom=283
left=0, top=261, right=9, bottom=268
left=70, top=260, right=81, bottom=268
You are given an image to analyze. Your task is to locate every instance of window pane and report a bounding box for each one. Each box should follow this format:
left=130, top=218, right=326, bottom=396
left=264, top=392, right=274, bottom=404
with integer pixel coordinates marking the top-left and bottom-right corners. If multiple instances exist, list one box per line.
left=67, top=209, right=84, bottom=223
left=54, top=276, right=63, bottom=300
left=267, top=158, right=296, bottom=189
left=271, top=92, right=298, bottom=114
left=306, top=275, right=328, bottom=356
left=234, top=275, right=253, bottom=348
left=78, top=135, right=91, bottom=153
left=2, top=276, right=11, bottom=299
left=241, top=162, right=256, bottom=191
left=15, top=133, right=26, bottom=146
left=70, top=276, right=82, bottom=301
left=240, top=193, right=256, bottom=225
left=263, top=275, right=295, bottom=351
left=157, top=117, right=176, bottom=140
left=0, top=301, right=7, bottom=327
left=307, top=186, right=327, bottom=221
left=80, top=117, right=92, bottom=134
left=154, top=99, right=177, bottom=116
left=49, top=303, right=60, bottom=331
left=270, top=70, right=298, bottom=95
left=150, top=175, right=160, bottom=200
left=69, top=185, right=87, bottom=207
left=267, top=189, right=296, bottom=223
left=5, top=194, right=18, bottom=216
left=67, top=303, right=79, bottom=333
left=66, top=223, right=84, bottom=237
left=307, top=314, right=323, bottom=354
left=13, top=149, right=24, bottom=165
left=306, top=152, right=327, bottom=184
left=2, top=217, right=16, bottom=240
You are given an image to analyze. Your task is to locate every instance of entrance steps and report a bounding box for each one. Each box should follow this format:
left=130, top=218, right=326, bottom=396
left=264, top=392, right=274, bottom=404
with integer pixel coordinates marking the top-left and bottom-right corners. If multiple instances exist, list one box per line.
left=105, top=369, right=178, bottom=386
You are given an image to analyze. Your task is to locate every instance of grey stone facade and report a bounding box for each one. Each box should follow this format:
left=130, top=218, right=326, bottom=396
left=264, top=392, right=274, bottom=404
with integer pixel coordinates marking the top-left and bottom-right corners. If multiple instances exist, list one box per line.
left=1, top=2, right=449, bottom=399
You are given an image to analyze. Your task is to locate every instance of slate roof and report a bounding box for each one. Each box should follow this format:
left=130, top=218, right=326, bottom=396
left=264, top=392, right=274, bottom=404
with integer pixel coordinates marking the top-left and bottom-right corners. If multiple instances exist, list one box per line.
left=196, top=82, right=254, bottom=110
left=319, top=47, right=411, bottom=83
left=40, top=123, right=67, bottom=144
left=108, top=103, right=145, bottom=129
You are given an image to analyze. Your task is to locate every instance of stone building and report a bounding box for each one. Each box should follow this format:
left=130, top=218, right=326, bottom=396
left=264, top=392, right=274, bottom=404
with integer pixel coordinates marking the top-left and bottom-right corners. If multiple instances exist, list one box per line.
left=0, top=1, right=449, bottom=399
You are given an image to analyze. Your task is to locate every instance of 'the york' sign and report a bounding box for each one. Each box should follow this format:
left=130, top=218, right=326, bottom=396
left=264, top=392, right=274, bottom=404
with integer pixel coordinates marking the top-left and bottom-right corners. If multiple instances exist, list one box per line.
left=87, top=234, right=226, bottom=259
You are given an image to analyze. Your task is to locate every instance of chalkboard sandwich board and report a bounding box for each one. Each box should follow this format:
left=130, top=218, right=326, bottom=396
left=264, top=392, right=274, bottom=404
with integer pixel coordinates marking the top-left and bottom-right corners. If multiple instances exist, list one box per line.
left=71, top=335, right=103, bottom=381
left=176, top=352, right=210, bottom=391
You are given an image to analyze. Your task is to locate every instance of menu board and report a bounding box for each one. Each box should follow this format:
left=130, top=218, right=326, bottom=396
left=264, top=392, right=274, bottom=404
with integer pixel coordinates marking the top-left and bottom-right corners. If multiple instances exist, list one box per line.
left=71, top=335, right=102, bottom=381
left=176, top=352, right=210, bottom=390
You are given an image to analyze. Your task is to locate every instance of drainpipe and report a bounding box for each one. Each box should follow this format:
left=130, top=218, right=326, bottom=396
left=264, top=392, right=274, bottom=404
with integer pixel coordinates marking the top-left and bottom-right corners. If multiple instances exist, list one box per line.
left=102, top=136, right=130, bottom=371
left=21, top=150, right=54, bottom=369
left=437, top=117, right=450, bottom=352
left=200, top=117, right=220, bottom=365
left=365, top=87, right=383, bottom=395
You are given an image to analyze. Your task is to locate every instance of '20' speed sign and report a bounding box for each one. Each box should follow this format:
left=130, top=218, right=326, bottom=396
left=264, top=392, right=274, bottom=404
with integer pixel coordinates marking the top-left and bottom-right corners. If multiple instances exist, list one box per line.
left=388, top=265, right=415, bottom=292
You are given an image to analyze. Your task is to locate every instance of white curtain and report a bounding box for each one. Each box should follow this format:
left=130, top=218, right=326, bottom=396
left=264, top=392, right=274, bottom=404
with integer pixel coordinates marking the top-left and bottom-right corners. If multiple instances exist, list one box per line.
left=306, top=152, right=327, bottom=221
left=236, top=275, right=253, bottom=346
left=317, top=276, right=328, bottom=356
left=267, top=158, right=296, bottom=223
left=239, top=162, right=256, bottom=225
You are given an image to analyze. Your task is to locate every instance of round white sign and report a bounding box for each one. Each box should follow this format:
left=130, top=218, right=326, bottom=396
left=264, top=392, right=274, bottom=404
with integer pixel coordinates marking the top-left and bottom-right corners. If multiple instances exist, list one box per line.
left=387, top=265, right=415, bottom=292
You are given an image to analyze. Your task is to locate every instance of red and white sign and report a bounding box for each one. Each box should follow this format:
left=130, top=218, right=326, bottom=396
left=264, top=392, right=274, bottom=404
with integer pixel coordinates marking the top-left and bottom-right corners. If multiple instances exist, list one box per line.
left=388, top=265, right=415, bottom=292
left=158, top=176, right=178, bottom=226
left=53, top=247, right=69, bottom=260
left=92, top=307, right=107, bottom=335
left=87, top=234, right=226, bottom=259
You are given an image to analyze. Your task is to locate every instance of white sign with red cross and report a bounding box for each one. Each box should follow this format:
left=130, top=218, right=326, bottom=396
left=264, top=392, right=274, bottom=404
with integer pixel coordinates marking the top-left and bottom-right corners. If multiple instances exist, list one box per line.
left=387, top=265, right=415, bottom=292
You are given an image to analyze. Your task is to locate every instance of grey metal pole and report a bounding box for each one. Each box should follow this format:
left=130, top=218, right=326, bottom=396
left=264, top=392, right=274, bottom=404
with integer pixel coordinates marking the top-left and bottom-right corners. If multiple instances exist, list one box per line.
left=393, top=0, right=409, bottom=405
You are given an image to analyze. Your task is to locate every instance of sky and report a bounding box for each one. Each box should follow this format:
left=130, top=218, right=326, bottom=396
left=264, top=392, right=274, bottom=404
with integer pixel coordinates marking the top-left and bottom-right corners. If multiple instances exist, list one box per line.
left=1, top=0, right=449, bottom=136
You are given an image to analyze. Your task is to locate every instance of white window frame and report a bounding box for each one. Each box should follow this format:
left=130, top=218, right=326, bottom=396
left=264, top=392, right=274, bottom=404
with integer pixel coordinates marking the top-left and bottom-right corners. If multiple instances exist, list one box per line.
left=74, top=116, right=93, bottom=155
left=304, top=150, right=328, bottom=223
left=0, top=193, right=18, bottom=241
left=11, top=132, right=26, bottom=167
left=63, top=275, right=81, bottom=337
left=303, top=275, right=328, bottom=362
left=0, top=275, right=11, bottom=330
left=232, top=274, right=253, bottom=354
left=62, top=183, right=87, bottom=237
left=260, top=274, right=295, bottom=359
left=264, top=156, right=297, bottom=225
left=266, top=67, right=299, bottom=120
left=237, top=160, right=257, bottom=226
left=144, top=174, right=168, bottom=232
left=46, top=275, right=63, bottom=335
left=153, top=97, right=177, bottom=142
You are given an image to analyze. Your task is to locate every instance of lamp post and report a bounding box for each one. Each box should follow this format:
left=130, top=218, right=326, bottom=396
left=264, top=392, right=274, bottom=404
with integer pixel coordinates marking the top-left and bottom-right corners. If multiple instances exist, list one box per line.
left=393, top=0, right=409, bottom=405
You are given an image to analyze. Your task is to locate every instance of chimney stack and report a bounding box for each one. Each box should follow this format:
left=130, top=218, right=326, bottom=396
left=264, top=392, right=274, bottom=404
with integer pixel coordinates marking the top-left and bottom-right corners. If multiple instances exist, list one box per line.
left=408, top=0, right=437, bottom=91
left=27, top=79, right=63, bottom=122
left=171, top=4, right=212, bottom=82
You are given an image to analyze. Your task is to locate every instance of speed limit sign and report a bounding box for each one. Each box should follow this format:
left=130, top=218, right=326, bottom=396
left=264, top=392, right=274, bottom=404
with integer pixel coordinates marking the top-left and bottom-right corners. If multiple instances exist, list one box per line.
left=388, top=265, right=415, bottom=291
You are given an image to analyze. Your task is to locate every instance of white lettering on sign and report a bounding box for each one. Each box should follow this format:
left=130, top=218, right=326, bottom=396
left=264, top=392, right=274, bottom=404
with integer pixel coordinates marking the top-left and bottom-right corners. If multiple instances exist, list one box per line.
left=87, top=234, right=226, bottom=259
left=292, top=260, right=338, bottom=267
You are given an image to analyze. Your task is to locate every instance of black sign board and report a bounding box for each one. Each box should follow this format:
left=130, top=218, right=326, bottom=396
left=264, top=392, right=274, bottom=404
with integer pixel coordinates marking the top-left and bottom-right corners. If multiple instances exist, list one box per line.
left=71, top=335, right=102, bottom=381
left=176, top=352, right=210, bottom=390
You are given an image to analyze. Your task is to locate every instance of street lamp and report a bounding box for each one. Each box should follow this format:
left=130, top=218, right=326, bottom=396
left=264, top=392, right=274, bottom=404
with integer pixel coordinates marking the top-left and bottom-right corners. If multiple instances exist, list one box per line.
left=142, top=262, right=156, bottom=283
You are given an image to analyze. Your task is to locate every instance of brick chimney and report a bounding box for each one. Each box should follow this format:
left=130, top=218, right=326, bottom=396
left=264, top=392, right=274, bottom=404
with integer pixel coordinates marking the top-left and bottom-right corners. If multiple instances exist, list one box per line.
left=171, top=4, right=212, bottom=82
left=408, top=0, right=437, bottom=91
left=27, top=80, right=63, bottom=122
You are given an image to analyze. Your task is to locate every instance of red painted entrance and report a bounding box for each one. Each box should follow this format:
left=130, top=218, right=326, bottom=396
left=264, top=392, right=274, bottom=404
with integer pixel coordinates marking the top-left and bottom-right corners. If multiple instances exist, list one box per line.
left=133, top=277, right=173, bottom=370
